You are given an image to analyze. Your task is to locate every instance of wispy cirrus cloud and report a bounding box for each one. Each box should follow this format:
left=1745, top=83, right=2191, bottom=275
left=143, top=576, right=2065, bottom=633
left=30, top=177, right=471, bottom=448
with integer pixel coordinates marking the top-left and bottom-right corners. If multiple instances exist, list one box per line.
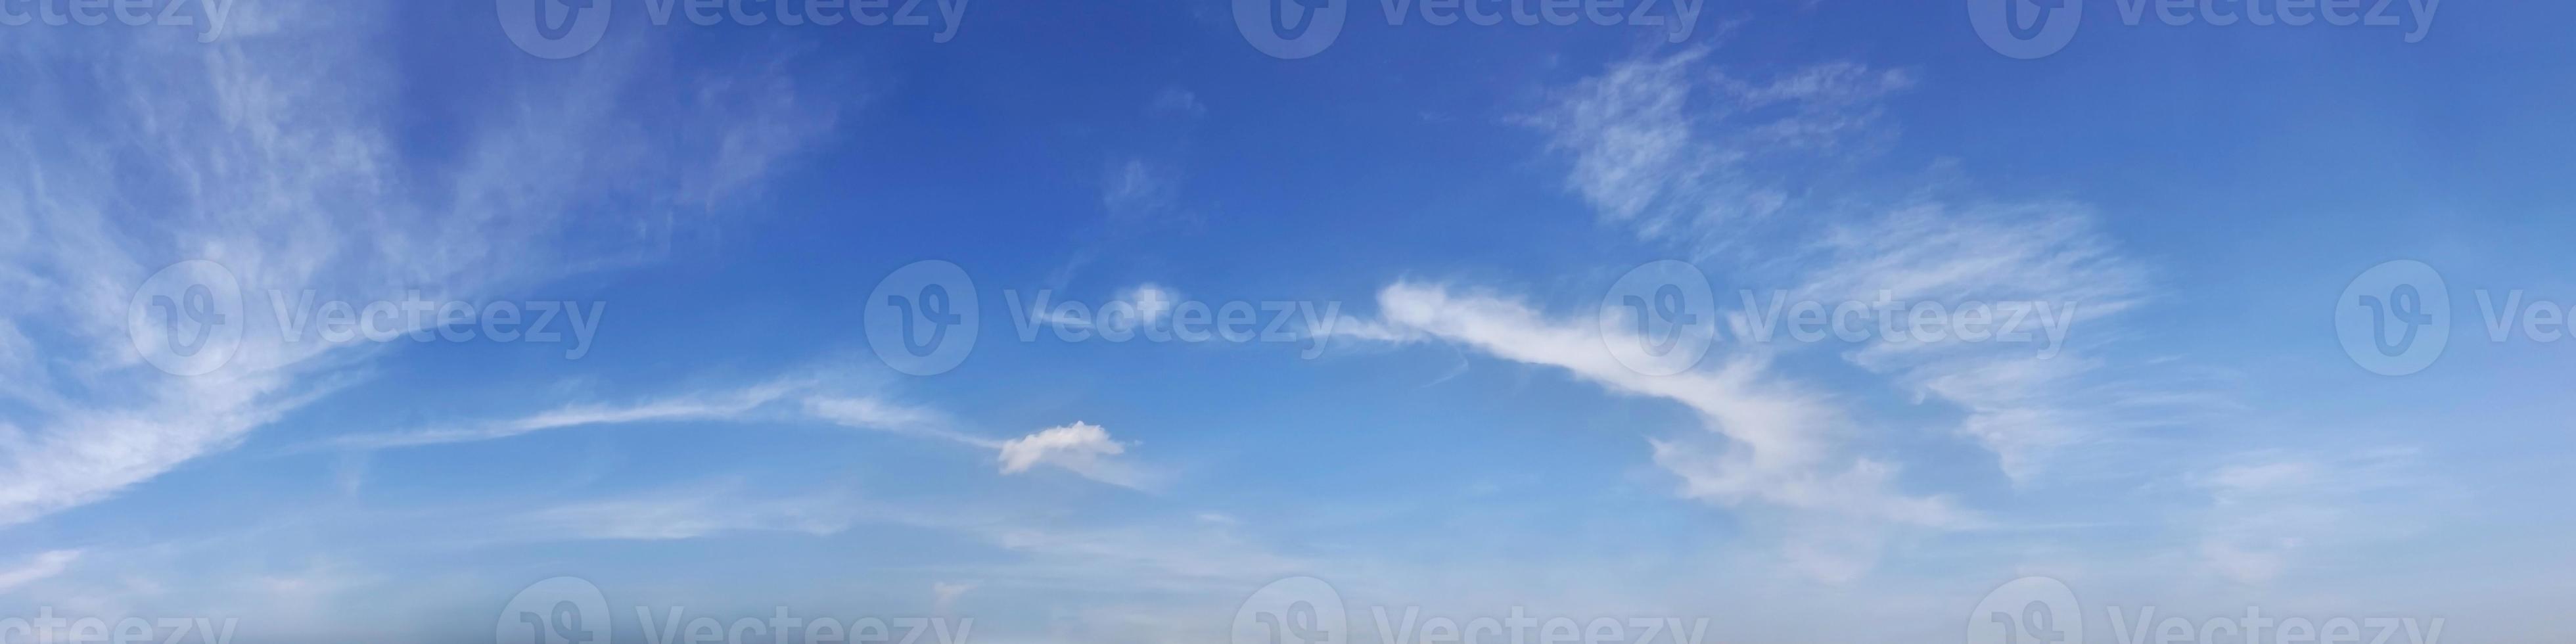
left=1346, top=281, right=1969, bottom=580
left=333, top=379, right=1155, bottom=489
left=0, top=0, right=842, bottom=530
left=1148, top=87, right=1208, bottom=119
left=1507, top=47, right=2460, bottom=596
left=509, top=482, right=865, bottom=541
left=1350, top=47, right=2232, bottom=580
left=2189, top=448, right=2443, bottom=585
left=1787, top=202, right=2190, bottom=482
left=1527, top=48, right=2222, bottom=486
left=0, top=549, right=81, bottom=593
left=1017, top=283, right=1185, bottom=333
left=1102, top=158, right=1184, bottom=224
left=1526, top=48, right=1914, bottom=254
left=329, top=380, right=812, bottom=450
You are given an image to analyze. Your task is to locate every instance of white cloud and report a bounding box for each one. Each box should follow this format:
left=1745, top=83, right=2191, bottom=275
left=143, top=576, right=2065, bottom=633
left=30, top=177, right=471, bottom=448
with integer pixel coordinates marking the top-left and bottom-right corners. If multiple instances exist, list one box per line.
left=997, top=422, right=1148, bottom=489
left=990, top=422, right=1159, bottom=490
left=1529, top=49, right=2209, bottom=488
left=331, top=377, right=978, bottom=451
left=333, top=380, right=1162, bottom=491
left=333, top=382, right=806, bottom=450
left=802, top=394, right=986, bottom=446
left=998, top=422, right=1122, bottom=474
left=512, top=484, right=862, bottom=541
left=0, top=2, right=841, bottom=529
left=972, top=520, right=1312, bottom=593
left=1024, top=284, right=1187, bottom=334
left=1354, top=282, right=1966, bottom=580
left=2190, top=449, right=2436, bottom=584
left=931, top=581, right=976, bottom=614
left=1793, top=204, right=2178, bottom=482
left=1148, top=87, right=1207, bottom=119
left=1117, top=284, right=1181, bottom=326
left=1101, top=158, right=1180, bottom=223
left=0, top=549, right=81, bottom=593
left=1527, top=49, right=1913, bottom=253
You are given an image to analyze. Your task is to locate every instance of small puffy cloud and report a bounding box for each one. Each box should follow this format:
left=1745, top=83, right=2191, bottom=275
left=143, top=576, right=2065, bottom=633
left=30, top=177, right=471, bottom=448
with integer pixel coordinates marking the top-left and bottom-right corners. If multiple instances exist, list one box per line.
left=999, top=422, right=1126, bottom=474
left=1116, top=284, right=1180, bottom=327
left=998, top=422, right=1149, bottom=489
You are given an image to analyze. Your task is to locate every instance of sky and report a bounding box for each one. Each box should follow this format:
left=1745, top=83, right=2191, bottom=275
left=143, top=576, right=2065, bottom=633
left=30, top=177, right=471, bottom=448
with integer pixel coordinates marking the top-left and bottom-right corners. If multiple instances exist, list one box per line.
left=3, top=0, right=2575, bottom=642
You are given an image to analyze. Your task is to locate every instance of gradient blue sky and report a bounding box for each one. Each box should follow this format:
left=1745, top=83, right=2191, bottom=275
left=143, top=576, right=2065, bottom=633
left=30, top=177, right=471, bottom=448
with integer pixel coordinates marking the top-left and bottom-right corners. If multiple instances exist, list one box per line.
left=3, top=0, right=2574, bottom=642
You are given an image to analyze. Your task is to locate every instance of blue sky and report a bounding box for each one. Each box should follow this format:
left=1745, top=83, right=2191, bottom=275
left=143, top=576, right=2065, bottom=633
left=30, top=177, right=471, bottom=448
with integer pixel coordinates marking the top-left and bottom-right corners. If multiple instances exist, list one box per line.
left=3, top=0, right=2574, bottom=642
